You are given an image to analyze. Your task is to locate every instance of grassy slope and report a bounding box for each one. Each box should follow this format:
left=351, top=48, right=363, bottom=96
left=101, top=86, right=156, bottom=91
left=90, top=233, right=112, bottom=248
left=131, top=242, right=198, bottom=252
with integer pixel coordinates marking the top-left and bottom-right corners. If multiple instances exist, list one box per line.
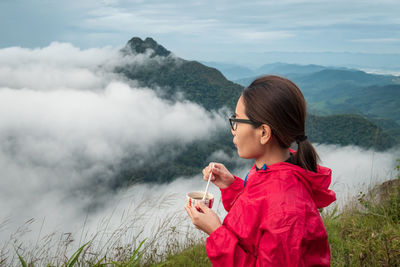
left=325, top=177, right=400, bottom=266
left=8, top=168, right=400, bottom=266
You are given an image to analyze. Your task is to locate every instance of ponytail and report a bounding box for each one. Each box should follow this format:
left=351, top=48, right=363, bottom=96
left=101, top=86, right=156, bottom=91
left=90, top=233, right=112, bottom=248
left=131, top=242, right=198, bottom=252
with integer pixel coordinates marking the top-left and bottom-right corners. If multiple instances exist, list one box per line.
left=293, top=137, right=320, bottom=173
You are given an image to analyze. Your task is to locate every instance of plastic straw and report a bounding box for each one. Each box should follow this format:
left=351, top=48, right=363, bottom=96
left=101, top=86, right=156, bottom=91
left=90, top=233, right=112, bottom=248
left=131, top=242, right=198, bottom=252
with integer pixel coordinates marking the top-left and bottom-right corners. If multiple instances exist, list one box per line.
left=202, top=163, right=214, bottom=201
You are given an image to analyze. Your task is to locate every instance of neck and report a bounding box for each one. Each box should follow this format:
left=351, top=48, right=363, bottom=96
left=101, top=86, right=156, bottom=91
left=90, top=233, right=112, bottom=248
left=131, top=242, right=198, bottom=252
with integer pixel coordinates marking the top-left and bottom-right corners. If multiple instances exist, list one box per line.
left=255, top=143, right=290, bottom=169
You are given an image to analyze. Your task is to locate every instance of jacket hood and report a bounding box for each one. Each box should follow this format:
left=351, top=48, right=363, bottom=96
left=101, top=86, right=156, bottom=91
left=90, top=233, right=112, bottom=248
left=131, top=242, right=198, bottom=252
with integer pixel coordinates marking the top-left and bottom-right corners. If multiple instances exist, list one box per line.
left=298, top=164, right=336, bottom=208
left=263, top=162, right=337, bottom=209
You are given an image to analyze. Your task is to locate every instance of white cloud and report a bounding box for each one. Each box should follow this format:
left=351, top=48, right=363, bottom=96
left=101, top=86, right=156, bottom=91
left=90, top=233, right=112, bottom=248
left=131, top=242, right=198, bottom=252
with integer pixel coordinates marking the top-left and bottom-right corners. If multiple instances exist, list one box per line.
left=81, top=3, right=218, bottom=35
left=231, top=30, right=295, bottom=43
left=360, top=68, right=400, bottom=76
left=316, top=144, right=399, bottom=207
left=0, top=42, right=119, bottom=90
left=351, top=38, right=400, bottom=43
left=0, top=42, right=227, bottom=247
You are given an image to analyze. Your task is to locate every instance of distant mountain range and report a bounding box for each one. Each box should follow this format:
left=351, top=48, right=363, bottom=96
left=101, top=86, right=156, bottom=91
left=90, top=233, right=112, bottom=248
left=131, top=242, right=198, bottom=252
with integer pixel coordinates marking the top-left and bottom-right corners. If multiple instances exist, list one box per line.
left=203, top=52, right=400, bottom=74
left=111, top=37, right=398, bottom=185
left=201, top=61, right=342, bottom=81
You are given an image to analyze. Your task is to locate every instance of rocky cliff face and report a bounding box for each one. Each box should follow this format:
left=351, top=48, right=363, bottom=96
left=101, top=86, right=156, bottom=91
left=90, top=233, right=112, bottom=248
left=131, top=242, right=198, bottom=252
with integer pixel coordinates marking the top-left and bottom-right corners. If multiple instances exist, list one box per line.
left=122, top=37, right=171, bottom=57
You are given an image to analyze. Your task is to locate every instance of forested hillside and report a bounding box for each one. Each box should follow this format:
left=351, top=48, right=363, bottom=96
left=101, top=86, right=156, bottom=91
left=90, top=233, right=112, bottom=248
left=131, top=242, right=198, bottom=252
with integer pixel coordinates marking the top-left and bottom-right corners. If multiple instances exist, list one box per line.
left=306, top=114, right=396, bottom=150
left=116, top=37, right=242, bottom=111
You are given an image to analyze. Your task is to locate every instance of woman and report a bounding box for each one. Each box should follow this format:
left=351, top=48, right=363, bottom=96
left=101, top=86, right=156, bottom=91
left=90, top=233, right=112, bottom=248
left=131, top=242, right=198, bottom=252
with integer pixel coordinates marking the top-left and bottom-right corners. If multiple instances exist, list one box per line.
left=185, top=75, right=336, bottom=266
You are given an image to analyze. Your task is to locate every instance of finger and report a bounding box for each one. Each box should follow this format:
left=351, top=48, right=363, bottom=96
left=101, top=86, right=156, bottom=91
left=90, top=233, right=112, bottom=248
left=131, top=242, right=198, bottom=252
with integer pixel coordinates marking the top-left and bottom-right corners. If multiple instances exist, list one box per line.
left=189, top=203, right=203, bottom=214
left=189, top=204, right=200, bottom=214
left=208, top=163, right=214, bottom=175
left=187, top=206, right=201, bottom=224
left=211, top=165, right=219, bottom=174
left=212, top=162, right=222, bottom=169
left=202, top=169, right=208, bottom=181
left=185, top=206, right=193, bottom=219
left=204, top=166, right=215, bottom=181
left=204, top=165, right=213, bottom=179
left=211, top=167, right=221, bottom=179
left=196, top=201, right=210, bottom=213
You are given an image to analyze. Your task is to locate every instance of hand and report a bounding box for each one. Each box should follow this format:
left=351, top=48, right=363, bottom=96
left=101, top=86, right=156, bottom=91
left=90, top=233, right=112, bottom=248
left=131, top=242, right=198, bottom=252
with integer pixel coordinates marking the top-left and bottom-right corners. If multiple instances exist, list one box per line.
left=185, top=202, right=222, bottom=235
left=202, top=162, right=235, bottom=189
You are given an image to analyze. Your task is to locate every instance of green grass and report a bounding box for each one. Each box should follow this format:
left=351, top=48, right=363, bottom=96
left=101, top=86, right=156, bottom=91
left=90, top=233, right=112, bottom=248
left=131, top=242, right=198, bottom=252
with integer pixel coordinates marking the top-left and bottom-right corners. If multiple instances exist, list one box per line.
left=147, top=243, right=211, bottom=267
left=324, top=177, right=400, bottom=266
left=3, top=164, right=400, bottom=266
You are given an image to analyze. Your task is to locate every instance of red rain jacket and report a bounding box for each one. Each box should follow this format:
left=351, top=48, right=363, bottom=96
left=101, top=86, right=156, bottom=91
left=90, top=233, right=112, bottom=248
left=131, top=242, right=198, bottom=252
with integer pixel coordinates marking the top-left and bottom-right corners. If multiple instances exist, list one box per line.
left=206, top=161, right=336, bottom=266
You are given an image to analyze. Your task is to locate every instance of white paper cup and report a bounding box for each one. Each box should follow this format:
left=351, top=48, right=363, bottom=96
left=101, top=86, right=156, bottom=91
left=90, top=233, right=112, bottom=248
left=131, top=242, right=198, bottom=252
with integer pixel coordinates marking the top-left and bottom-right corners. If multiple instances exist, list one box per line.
left=186, top=191, right=214, bottom=209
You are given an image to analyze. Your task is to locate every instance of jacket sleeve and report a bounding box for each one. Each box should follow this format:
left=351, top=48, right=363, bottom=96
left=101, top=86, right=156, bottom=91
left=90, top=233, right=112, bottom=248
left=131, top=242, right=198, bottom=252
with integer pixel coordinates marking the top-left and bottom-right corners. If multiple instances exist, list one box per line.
left=220, top=176, right=244, bottom=212
left=206, top=225, right=256, bottom=267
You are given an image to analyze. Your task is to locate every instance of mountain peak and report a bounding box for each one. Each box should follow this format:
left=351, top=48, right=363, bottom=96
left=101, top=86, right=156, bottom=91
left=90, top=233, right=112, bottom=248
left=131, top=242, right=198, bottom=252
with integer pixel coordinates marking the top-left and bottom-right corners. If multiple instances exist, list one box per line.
left=124, top=37, right=171, bottom=57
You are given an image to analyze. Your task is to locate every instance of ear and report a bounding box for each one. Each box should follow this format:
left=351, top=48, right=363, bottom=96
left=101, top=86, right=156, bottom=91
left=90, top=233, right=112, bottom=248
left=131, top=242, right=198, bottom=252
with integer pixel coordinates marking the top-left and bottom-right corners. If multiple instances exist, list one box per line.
left=259, top=124, right=272, bottom=145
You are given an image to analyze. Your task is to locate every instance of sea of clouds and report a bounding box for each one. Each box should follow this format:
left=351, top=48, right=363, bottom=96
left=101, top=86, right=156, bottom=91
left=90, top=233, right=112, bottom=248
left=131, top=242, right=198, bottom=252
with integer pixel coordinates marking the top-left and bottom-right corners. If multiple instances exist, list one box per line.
left=0, top=43, right=399, bottom=263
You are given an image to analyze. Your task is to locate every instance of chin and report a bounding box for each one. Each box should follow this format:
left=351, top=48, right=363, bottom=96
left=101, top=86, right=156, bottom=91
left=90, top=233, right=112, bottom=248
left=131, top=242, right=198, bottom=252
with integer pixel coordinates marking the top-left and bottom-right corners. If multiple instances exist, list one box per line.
left=237, top=150, right=252, bottom=159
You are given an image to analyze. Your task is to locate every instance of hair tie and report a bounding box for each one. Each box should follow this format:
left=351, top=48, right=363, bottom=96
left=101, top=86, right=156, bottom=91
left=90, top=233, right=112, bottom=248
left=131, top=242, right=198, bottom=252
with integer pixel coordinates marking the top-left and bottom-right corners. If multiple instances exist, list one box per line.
left=296, top=135, right=308, bottom=144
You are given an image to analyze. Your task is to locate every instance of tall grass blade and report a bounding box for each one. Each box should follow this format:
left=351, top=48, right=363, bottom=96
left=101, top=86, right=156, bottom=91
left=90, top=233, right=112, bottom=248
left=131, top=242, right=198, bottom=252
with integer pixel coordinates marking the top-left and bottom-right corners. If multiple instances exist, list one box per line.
left=66, top=242, right=89, bottom=267
left=112, top=239, right=146, bottom=267
left=93, top=256, right=106, bottom=266
left=111, top=261, right=125, bottom=267
left=129, top=238, right=146, bottom=265
left=16, top=252, right=27, bottom=267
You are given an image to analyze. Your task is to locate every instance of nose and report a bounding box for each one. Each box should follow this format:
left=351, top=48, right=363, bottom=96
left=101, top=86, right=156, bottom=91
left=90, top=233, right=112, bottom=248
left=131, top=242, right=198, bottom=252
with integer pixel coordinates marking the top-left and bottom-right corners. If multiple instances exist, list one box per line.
left=231, top=128, right=236, bottom=136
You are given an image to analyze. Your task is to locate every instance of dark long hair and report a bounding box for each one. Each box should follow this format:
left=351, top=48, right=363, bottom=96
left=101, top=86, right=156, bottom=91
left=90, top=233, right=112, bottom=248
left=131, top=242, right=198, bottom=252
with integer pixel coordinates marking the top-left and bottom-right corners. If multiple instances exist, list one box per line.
left=242, top=75, right=320, bottom=172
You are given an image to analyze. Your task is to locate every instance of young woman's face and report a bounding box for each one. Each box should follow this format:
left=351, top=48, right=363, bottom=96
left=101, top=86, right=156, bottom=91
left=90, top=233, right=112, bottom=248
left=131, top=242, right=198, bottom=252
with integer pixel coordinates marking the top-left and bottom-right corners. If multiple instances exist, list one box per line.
left=232, top=96, right=264, bottom=159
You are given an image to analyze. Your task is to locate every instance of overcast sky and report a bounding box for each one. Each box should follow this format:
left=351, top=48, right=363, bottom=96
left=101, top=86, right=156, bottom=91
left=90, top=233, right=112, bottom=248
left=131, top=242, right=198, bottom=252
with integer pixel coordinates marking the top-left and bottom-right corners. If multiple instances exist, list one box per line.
left=1, top=0, right=400, bottom=64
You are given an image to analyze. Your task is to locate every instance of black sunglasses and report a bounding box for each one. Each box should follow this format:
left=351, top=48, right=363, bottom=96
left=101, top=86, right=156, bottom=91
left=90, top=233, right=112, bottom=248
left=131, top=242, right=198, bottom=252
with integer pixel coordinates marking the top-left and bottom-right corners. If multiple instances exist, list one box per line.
left=229, top=115, right=261, bottom=131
